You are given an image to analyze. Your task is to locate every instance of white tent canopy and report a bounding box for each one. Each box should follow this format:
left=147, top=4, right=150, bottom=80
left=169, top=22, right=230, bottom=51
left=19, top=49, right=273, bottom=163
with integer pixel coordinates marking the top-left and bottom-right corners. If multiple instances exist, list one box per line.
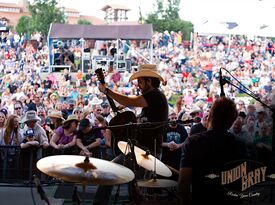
left=194, top=20, right=275, bottom=37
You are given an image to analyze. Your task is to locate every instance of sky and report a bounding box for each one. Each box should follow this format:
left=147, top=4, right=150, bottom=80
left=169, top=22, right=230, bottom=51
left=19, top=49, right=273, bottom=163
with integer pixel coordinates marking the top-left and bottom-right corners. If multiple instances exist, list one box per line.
left=4, top=0, right=275, bottom=25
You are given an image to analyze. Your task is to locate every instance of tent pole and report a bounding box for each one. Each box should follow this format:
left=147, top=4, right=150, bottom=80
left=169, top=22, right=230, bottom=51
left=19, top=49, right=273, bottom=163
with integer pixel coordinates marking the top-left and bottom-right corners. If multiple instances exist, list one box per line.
left=117, top=39, right=119, bottom=71
left=47, top=23, right=53, bottom=73
left=150, top=39, right=153, bottom=63
left=118, top=39, right=150, bottom=63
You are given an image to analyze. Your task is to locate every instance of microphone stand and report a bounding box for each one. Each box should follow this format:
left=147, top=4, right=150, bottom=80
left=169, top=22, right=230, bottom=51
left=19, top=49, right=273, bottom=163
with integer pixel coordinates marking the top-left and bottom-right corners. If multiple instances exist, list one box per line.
left=33, top=175, right=51, bottom=205
left=221, top=68, right=275, bottom=166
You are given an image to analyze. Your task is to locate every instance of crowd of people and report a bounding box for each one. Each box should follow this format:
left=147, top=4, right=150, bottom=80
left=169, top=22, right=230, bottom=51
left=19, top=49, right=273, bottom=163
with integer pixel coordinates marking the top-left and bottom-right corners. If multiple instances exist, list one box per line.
left=0, top=29, right=274, bottom=203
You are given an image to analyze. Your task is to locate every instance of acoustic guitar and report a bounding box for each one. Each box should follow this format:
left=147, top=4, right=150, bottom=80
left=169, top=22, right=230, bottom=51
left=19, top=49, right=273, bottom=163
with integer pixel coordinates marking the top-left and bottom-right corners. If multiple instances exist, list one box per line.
left=95, top=68, right=137, bottom=156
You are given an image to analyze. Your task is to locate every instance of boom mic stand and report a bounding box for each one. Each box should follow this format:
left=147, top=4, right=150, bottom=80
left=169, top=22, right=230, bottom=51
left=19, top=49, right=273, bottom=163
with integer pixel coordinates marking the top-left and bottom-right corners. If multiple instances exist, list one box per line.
left=221, top=67, right=275, bottom=166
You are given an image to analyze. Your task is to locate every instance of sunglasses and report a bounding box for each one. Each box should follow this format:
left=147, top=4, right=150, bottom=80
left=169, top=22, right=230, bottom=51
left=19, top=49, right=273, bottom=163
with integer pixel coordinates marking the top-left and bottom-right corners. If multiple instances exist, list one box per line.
left=14, top=107, right=22, bottom=110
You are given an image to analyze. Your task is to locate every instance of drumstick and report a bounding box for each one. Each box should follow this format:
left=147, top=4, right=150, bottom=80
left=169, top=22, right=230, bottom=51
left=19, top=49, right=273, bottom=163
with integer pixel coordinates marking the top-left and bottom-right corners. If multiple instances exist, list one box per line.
left=166, top=165, right=180, bottom=175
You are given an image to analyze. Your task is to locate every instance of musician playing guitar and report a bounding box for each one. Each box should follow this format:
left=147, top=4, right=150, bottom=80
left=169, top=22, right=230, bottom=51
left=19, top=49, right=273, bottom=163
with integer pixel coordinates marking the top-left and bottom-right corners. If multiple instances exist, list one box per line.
left=93, top=64, right=168, bottom=205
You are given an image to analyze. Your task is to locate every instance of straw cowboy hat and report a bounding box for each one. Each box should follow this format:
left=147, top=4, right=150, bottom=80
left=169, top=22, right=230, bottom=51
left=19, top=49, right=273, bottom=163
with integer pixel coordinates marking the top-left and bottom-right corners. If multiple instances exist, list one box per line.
left=190, top=105, right=201, bottom=115
left=90, top=96, right=103, bottom=105
left=63, top=114, right=79, bottom=124
left=48, top=110, right=65, bottom=121
left=82, top=107, right=92, bottom=117
left=21, top=110, right=41, bottom=123
left=129, top=64, right=164, bottom=82
left=50, top=93, right=59, bottom=100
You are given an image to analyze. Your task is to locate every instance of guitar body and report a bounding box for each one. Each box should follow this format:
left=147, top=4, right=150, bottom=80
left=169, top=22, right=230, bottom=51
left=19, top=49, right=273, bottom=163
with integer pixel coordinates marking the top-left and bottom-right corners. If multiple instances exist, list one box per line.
left=109, top=111, right=137, bottom=156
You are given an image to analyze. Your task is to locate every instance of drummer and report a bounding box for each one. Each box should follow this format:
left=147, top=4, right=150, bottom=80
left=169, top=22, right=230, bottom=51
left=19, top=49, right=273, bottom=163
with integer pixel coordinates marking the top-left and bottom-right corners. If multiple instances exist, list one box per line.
left=93, top=64, right=168, bottom=205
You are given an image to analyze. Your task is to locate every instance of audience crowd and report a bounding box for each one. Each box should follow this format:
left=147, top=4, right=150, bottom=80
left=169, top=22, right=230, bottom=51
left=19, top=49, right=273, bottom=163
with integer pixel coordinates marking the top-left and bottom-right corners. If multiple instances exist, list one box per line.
left=0, top=30, right=274, bottom=180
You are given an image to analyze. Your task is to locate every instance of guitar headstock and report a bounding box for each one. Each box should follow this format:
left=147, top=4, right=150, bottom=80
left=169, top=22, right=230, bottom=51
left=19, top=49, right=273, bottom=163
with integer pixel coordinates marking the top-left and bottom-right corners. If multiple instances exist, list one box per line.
left=95, top=68, right=105, bottom=84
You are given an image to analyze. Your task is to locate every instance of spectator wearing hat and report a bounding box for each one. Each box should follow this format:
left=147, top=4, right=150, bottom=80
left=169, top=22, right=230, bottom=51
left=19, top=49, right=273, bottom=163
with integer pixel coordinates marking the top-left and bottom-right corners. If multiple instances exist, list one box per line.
left=76, top=118, right=102, bottom=157
left=20, top=128, right=39, bottom=149
left=21, top=110, right=49, bottom=149
left=50, top=114, right=79, bottom=154
left=88, top=96, right=103, bottom=124
left=46, top=110, right=64, bottom=139
left=162, top=110, right=188, bottom=180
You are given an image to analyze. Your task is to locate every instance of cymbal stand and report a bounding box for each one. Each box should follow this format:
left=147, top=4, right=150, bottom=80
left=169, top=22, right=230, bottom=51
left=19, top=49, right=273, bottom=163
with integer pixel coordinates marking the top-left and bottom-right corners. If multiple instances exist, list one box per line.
left=113, top=123, right=140, bottom=204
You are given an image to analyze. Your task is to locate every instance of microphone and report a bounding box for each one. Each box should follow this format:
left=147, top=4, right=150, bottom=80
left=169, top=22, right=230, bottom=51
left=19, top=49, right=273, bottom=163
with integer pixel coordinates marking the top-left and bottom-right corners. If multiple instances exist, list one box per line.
left=219, top=68, right=225, bottom=97
left=33, top=175, right=50, bottom=205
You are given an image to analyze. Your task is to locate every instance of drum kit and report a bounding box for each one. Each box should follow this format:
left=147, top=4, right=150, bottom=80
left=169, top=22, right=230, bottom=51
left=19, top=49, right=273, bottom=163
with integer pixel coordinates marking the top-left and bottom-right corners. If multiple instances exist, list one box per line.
left=37, top=140, right=179, bottom=203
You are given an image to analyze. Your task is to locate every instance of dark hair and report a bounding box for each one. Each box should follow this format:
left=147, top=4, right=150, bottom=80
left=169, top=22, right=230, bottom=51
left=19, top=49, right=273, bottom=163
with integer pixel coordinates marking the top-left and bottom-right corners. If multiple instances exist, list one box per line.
left=143, top=77, right=161, bottom=88
left=208, top=97, right=238, bottom=130
left=14, top=100, right=23, bottom=108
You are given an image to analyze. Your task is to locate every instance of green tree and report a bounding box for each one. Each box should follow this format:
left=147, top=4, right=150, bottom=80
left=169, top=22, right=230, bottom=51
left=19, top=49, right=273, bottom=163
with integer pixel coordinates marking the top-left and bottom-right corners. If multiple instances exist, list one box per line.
left=77, top=19, right=92, bottom=25
left=16, top=16, right=31, bottom=35
left=145, top=0, right=193, bottom=40
left=28, top=0, right=65, bottom=36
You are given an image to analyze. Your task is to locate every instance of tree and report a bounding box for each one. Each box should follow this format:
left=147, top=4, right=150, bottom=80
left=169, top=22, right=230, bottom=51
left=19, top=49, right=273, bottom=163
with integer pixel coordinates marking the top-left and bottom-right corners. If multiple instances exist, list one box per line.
left=16, top=16, right=31, bottom=35
left=77, top=19, right=92, bottom=25
left=145, top=0, right=193, bottom=40
left=28, top=0, right=65, bottom=36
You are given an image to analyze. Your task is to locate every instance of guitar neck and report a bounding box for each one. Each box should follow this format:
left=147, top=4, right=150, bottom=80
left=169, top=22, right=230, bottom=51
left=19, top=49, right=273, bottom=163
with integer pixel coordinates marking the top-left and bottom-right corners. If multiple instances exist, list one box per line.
left=106, top=94, right=119, bottom=113
left=95, top=68, right=119, bottom=113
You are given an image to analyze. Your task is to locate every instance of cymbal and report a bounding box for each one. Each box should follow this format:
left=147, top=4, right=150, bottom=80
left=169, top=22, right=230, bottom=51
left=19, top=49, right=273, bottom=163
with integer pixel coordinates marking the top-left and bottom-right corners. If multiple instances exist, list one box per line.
left=36, top=155, right=135, bottom=185
left=118, top=141, right=172, bottom=177
left=137, top=179, right=178, bottom=188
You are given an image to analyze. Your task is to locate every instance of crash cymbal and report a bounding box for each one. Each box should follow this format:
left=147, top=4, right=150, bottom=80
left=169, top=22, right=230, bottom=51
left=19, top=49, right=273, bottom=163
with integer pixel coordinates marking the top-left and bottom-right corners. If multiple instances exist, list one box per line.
left=137, top=179, right=178, bottom=188
left=36, top=155, right=135, bottom=185
left=118, top=141, right=172, bottom=177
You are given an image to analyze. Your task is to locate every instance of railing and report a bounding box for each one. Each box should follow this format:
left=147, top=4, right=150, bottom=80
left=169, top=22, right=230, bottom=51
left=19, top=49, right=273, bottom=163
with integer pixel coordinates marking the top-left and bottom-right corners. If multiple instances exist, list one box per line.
left=0, top=145, right=74, bottom=183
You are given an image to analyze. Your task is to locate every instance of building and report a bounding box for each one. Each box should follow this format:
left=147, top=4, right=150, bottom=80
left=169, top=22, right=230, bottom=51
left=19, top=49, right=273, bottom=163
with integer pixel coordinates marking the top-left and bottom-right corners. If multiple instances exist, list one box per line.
left=0, top=0, right=105, bottom=29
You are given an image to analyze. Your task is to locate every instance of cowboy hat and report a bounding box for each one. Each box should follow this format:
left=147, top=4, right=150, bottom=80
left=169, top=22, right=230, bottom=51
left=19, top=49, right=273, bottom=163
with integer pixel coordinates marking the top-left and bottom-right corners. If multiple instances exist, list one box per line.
left=63, top=114, right=79, bottom=124
left=190, top=105, right=201, bottom=115
left=48, top=110, right=65, bottom=121
left=89, top=96, right=103, bottom=105
left=21, top=110, right=41, bottom=123
left=82, top=107, right=92, bottom=117
left=129, top=64, right=164, bottom=82
left=50, top=93, right=59, bottom=100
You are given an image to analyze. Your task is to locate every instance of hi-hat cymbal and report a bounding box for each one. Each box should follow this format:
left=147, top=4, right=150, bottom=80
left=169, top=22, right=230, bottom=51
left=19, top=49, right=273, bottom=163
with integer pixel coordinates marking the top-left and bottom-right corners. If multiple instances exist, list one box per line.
left=37, top=155, right=135, bottom=185
left=137, top=179, right=178, bottom=188
left=118, top=141, right=172, bottom=177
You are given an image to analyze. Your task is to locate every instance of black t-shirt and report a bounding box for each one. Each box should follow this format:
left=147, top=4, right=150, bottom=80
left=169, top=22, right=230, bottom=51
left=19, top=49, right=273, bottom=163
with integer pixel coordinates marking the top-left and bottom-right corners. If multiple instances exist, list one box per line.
left=76, top=127, right=102, bottom=158
left=181, top=129, right=248, bottom=205
left=190, top=122, right=207, bottom=135
left=162, top=124, right=188, bottom=169
left=137, top=88, right=168, bottom=154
